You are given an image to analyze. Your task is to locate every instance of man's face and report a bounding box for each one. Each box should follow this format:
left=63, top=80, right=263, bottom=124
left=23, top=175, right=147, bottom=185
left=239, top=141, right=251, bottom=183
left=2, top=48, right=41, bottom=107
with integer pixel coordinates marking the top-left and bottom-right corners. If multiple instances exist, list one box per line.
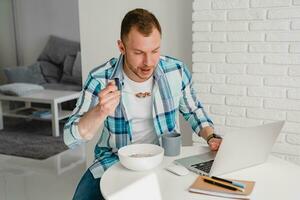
left=118, top=27, right=161, bottom=82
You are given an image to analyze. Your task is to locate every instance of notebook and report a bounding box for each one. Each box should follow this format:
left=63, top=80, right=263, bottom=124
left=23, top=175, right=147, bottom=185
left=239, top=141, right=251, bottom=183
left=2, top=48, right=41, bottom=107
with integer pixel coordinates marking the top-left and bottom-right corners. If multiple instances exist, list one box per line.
left=175, top=121, right=285, bottom=176
left=189, top=176, right=255, bottom=199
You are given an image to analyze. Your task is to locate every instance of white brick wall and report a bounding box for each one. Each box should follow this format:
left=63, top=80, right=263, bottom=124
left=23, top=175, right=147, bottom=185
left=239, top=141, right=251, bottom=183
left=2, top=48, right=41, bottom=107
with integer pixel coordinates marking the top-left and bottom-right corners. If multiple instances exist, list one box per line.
left=192, top=0, right=300, bottom=166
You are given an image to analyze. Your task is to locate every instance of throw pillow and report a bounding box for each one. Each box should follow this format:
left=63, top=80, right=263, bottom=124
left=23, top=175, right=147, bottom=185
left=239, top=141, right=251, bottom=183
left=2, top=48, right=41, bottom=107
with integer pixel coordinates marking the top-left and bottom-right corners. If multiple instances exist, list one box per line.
left=38, top=35, right=80, bottom=66
left=39, top=61, right=62, bottom=83
left=3, top=63, right=47, bottom=84
left=63, top=55, right=76, bottom=75
left=60, top=55, right=77, bottom=84
left=71, top=52, right=82, bottom=85
left=0, top=83, right=44, bottom=96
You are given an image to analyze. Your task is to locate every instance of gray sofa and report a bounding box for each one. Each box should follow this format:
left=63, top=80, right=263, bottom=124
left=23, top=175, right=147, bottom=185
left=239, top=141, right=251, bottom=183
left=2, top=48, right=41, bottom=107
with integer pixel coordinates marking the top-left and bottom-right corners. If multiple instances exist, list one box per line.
left=3, top=35, right=82, bottom=92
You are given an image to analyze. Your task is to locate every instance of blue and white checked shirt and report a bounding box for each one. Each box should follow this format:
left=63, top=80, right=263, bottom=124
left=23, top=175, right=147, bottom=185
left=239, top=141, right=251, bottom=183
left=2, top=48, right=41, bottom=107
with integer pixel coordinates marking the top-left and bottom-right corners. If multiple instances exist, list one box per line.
left=64, top=55, right=214, bottom=178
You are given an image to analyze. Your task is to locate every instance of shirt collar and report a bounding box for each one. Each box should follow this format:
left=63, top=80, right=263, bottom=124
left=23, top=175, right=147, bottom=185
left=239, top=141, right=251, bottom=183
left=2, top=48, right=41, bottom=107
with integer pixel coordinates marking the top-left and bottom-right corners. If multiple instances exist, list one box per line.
left=110, top=54, right=124, bottom=80
left=153, top=59, right=164, bottom=81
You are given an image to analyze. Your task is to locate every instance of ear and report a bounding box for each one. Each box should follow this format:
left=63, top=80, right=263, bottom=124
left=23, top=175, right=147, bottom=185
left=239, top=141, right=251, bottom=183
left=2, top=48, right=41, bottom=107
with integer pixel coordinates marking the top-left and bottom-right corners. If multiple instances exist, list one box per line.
left=117, top=40, right=125, bottom=55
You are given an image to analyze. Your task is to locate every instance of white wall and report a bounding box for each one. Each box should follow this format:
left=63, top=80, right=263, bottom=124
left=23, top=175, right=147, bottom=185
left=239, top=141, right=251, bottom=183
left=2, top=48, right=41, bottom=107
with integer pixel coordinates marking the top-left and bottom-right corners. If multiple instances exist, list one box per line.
left=0, top=0, right=80, bottom=84
left=0, top=0, right=17, bottom=66
left=11, top=0, right=80, bottom=65
left=79, top=0, right=193, bottom=75
left=78, top=0, right=194, bottom=166
left=0, top=0, right=17, bottom=83
left=192, top=0, right=300, bottom=165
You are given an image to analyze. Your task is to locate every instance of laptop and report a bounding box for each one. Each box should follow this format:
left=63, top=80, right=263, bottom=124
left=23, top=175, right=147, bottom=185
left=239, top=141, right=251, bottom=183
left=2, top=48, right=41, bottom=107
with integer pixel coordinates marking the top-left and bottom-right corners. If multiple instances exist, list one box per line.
left=174, top=121, right=285, bottom=176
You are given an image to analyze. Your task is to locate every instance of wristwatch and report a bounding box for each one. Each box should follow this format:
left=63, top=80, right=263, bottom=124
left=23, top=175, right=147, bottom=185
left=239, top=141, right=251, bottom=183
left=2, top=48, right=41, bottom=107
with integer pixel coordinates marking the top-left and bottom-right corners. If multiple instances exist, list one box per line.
left=206, top=133, right=222, bottom=144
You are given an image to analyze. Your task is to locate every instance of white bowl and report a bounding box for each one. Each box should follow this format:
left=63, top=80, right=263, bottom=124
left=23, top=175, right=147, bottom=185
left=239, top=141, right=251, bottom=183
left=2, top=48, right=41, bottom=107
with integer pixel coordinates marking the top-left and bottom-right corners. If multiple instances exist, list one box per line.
left=118, top=144, right=164, bottom=171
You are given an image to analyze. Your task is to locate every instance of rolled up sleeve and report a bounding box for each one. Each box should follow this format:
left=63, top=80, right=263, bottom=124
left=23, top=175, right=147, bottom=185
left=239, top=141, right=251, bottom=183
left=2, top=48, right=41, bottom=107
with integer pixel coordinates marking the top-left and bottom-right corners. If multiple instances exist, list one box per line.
left=179, top=65, right=214, bottom=134
left=63, top=73, right=102, bottom=148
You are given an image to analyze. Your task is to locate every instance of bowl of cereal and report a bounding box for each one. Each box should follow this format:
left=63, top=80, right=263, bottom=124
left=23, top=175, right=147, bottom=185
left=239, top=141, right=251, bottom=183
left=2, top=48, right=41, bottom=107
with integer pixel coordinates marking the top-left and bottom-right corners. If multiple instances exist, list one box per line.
left=118, top=144, right=164, bottom=171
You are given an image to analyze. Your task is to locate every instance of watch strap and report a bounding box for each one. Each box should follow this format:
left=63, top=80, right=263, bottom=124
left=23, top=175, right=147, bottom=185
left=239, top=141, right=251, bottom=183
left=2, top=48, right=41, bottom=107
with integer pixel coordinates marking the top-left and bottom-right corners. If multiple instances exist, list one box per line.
left=206, top=133, right=222, bottom=144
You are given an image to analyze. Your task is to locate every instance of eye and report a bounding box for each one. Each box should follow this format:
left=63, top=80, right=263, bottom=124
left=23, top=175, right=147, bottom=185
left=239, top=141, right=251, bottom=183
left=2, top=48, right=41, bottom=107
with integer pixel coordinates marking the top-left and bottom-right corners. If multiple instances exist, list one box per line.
left=134, top=51, right=143, bottom=55
left=152, top=49, right=160, bottom=54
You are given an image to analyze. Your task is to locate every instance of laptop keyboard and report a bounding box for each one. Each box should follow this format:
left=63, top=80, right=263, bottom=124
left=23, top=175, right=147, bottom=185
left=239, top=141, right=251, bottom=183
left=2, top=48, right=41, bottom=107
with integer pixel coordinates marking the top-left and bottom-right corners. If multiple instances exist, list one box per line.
left=191, top=160, right=214, bottom=173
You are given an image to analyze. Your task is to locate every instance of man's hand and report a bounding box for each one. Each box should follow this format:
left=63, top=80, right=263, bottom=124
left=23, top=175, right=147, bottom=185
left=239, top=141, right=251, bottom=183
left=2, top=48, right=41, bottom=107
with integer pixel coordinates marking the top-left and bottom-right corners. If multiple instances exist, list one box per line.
left=199, top=127, right=222, bottom=151
left=98, top=81, right=121, bottom=116
left=78, top=81, right=120, bottom=140
left=208, top=138, right=222, bottom=151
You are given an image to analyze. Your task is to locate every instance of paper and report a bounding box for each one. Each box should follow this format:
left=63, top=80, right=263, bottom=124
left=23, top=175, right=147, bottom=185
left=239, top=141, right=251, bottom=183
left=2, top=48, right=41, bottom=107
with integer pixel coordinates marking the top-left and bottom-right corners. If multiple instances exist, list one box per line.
left=189, top=176, right=255, bottom=200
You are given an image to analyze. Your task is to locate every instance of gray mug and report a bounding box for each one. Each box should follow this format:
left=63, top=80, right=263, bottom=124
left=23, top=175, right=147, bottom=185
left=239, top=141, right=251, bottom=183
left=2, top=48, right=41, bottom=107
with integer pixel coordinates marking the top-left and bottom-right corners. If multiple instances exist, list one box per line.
left=161, top=132, right=181, bottom=156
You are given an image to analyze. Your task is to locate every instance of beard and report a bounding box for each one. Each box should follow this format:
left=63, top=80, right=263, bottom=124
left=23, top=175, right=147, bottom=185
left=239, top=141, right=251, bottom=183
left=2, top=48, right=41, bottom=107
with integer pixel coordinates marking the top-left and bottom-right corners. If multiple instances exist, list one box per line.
left=123, top=55, right=155, bottom=82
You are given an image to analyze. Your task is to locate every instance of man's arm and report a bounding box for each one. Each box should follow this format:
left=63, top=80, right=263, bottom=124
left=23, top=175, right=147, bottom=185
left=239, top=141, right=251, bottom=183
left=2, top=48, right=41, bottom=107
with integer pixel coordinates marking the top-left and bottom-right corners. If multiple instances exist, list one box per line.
left=178, top=65, right=222, bottom=150
left=78, top=81, right=120, bottom=140
left=63, top=74, right=119, bottom=147
left=76, top=104, right=107, bottom=140
left=199, top=126, right=214, bottom=141
left=199, top=126, right=222, bottom=151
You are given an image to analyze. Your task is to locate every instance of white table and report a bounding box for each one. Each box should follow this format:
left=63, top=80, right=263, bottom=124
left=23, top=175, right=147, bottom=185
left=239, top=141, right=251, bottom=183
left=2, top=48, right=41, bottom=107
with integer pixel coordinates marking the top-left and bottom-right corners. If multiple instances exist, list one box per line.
left=100, top=145, right=300, bottom=200
left=0, top=89, right=80, bottom=137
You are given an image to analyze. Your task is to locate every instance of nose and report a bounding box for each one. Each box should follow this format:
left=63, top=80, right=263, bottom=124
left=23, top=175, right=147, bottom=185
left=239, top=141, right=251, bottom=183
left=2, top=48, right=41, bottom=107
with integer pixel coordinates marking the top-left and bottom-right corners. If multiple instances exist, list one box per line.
left=143, top=53, right=153, bottom=67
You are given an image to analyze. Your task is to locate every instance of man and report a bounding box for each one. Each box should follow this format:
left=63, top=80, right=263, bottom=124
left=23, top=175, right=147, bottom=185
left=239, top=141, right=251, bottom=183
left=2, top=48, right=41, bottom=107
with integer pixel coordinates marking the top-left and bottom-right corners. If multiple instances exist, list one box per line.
left=64, top=8, right=222, bottom=200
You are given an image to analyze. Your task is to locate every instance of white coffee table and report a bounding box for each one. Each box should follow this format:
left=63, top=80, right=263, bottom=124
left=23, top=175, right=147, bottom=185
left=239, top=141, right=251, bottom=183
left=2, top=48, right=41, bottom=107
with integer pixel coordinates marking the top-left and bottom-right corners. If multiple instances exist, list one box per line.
left=0, top=89, right=80, bottom=137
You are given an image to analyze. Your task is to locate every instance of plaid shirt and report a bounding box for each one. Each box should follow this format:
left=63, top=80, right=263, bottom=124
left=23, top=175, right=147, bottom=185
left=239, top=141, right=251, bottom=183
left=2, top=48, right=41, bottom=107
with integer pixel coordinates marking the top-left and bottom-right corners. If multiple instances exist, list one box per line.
left=64, top=55, right=213, bottom=178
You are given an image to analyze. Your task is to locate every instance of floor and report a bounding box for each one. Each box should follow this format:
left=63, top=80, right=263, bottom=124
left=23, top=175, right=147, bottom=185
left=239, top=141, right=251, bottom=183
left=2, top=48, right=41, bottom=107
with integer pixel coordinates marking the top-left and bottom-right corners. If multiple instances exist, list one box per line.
left=0, top=144, right=86, bottom=200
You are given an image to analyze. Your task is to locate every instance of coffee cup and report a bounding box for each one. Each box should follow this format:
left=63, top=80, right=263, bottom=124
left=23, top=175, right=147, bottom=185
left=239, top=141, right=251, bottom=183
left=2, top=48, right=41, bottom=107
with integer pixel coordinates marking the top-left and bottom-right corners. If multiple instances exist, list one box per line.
left=161, top=132, right=181, bottom=156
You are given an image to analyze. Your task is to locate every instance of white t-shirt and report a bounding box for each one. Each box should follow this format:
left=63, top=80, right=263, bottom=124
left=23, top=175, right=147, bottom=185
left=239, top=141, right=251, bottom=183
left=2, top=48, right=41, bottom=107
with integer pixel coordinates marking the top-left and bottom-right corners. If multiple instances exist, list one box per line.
left=123, top=72, right=158, bottom=144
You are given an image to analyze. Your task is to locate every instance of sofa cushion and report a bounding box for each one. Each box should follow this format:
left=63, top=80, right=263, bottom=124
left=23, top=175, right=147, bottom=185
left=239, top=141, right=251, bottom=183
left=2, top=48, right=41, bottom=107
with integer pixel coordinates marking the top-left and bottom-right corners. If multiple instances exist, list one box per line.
left=63, top=55, right=76, bottom=75
left=39, top=61, right=61, bottom=83
left=0, top=83, right=44, bottom=96
left=71, top=52, right=82, bottom=85
left=3, top=63, right=47, bottom=84
left=60, top=55, right=77, bottom=84
left=38, top=35, right=80, bottom=66
left=42, top=83, right=81, bottom=91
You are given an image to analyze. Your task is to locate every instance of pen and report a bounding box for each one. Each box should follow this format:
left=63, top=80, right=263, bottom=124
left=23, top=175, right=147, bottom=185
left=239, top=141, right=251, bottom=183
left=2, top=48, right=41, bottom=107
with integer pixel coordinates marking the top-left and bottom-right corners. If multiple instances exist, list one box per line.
left=202, top=176, right=245, bottom=192
left=204, top=179, right=238, bottom=191
left=211, top=176, right=245, bottom=189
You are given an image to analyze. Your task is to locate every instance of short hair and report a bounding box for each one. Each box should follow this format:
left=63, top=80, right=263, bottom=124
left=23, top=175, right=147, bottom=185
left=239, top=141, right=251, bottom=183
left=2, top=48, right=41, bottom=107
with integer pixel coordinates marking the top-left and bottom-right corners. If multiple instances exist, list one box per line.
left=120, top=8, right=162, bottom=42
